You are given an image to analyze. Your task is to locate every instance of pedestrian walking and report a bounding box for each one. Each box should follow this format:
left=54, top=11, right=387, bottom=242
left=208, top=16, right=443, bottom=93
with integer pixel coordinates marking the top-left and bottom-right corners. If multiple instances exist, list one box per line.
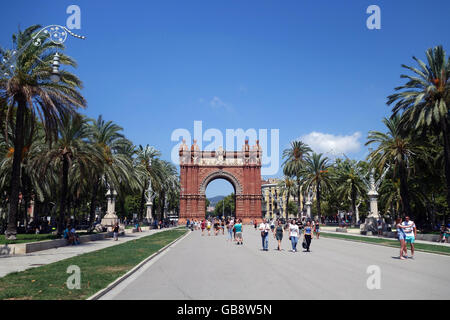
left=226, top=219, right=234, bottom=241
left=113, top=222, right=119, bottom=241
left=234, top=219, right=243, bottom=245
left=259, top=219, right=270, bottom=251
left=402, top=216, right=417, bottom=259
left=395, top=217, right=407, bottom=259
left=289, top=220, right=299, bottom=252
left=314, top=220, right=320, bottom=239
left=274, top=220, right=284, bottom=250
left=206, top=219, right=212, bottom=236
left=303, top=221, right=312, bottom=252
left=201, top=219, right=206, bottom=236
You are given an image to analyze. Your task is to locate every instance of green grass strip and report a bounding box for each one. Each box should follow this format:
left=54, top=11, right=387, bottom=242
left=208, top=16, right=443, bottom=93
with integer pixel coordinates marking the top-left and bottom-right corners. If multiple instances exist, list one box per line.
left=0, top=229, right=187, bottom=300
left=320, top=232, right=450, bottom=256
left=0, top=233, right=59, bottom=244
left=0, top=232, right=98, bottom=245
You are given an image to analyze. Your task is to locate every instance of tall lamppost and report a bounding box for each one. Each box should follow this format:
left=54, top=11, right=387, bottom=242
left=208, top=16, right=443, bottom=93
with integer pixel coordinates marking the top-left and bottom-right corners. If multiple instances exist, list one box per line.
left=1, top=25, right=85, bottom=81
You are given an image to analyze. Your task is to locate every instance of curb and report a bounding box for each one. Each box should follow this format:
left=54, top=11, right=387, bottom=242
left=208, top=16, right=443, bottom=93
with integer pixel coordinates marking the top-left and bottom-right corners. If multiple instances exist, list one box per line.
left=86, top=228, right=191, bottom=300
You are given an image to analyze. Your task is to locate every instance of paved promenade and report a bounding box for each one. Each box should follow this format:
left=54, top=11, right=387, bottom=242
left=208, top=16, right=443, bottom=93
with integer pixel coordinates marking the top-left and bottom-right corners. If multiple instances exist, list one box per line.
left=102, top=226, right=450, bottom=300
left=0, top=228, right=173, bottom=278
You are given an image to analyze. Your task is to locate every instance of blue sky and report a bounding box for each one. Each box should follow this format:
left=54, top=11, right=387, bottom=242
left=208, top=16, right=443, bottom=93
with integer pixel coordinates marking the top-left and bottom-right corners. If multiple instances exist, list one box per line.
left=1, top=0, right=449, bottom=197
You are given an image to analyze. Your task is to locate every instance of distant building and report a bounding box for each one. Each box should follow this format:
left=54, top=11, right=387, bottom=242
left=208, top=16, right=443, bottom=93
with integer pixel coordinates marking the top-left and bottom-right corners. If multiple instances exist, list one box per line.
left=261, top=178, right=303, bottom=220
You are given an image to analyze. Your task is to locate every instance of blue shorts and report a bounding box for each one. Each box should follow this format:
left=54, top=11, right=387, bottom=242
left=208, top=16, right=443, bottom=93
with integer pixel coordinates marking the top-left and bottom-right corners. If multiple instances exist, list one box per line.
left=398, top=233, right=405, bottom=240
left=405, top=235, right=415, bottom=243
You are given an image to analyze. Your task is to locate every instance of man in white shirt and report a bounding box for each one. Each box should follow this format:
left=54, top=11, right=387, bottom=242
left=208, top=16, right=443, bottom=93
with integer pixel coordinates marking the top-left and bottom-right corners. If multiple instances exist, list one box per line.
left=402, top=216, right=417, bottom=258
left=259, top=219, right=271, bottom=251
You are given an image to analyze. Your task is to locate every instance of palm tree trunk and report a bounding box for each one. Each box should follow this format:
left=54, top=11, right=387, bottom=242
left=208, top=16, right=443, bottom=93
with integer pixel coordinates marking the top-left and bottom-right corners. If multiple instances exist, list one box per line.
left=138, top=181, right=147, bottom=220
left=398, top=160, right=412, bottom=217
left=58, top=156, right=69, bottom=235
left=441, top=119, right=450, bottom=224
left=286, top=187, right=290, bottom=221
left=5, top=97, right=26, bottom=240
left=316, top=182, right=321, bottom=220
left=88, top=177, right=99, bottom=229
left=297, top=177, right=301, bottom=218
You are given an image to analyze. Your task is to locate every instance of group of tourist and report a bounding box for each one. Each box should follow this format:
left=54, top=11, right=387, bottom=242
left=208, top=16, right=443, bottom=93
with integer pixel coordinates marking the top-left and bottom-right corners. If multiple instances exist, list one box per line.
left=257, top=218, right=320, bottom=252
left=188, top=217, right=321, bottom=253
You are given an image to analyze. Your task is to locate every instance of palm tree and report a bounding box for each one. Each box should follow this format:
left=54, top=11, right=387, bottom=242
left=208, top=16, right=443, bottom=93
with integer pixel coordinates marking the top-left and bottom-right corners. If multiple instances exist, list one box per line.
left=282, top=140, right=312, bottom=216
left=334, top=159, right=367, bottom=224
left=86, top=115, right=135, bottom=228
left=277, top=176, right=296, bottom=221
left=134, top=145, right=162, bottom=219
left=366, top=116, right=423, bottom=217
left=0, top=25, right=86, bottom=239
left=387, top=45, right=450, bottom=219
left=31, top=115, right=101, bottom=235
left=300, top=153, right=333, bottom=220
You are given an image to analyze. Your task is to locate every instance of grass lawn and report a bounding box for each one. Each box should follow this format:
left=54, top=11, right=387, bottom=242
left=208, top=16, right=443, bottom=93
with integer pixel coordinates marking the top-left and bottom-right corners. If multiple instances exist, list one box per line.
left=320, top=232, right=450, bottom=256
left=0, top=232, right=96, bottom=245
left=0, top=228, right=187, bottom=300
left=0, top=233, right=59, bottom=244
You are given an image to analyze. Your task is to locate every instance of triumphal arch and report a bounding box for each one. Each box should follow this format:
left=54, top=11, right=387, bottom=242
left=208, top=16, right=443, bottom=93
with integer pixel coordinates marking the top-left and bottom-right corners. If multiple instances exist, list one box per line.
left=178, top=139, right=262, bottom=224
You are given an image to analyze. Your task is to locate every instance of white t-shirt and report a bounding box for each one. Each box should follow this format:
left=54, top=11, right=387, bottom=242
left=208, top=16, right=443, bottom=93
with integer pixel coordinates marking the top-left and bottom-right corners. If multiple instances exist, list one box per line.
left=289, top=224, right=299, bottom=237
left=402, top=221, right=415, bottom=236
left=259, top=223, right=270, bottom=233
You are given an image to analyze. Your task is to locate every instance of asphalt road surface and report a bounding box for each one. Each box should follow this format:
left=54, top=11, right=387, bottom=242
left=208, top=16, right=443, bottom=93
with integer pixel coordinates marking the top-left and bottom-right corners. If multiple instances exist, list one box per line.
left=101, top=226, right=450, bottom=300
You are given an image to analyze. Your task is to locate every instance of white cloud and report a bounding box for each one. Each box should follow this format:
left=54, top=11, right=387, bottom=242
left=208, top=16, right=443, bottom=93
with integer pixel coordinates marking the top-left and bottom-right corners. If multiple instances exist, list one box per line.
left=209, top=96, right=233, bottom=112
left=300, top=131, right=362, bottom=156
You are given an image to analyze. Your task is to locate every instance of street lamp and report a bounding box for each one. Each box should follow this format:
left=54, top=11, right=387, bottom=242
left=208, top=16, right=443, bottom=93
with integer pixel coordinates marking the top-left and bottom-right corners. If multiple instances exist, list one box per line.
left=50, top=52, right=61, bottom=83
left=0, top=25, right=85, bottom=81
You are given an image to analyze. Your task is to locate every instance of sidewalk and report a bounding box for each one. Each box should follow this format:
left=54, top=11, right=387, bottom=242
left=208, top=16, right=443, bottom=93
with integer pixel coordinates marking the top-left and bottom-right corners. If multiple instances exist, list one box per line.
left=0, top=227, right=178, bottom=278
left=321, top=229, right=450, bottom=247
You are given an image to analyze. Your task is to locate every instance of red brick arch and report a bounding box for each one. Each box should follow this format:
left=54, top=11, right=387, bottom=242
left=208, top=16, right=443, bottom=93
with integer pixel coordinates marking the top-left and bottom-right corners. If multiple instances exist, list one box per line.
left=178, top=141, right=262, bottom=224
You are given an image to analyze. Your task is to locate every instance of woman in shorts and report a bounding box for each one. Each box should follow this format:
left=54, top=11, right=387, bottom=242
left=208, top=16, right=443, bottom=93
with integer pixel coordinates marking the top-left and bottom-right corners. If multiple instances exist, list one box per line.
left=396, top=217, right=407, bottom=259
left=274, top=220, right=284, bottom=250
left=314, top=220, right=320, bottom=239
left=234, top=219, right=243, bottom=245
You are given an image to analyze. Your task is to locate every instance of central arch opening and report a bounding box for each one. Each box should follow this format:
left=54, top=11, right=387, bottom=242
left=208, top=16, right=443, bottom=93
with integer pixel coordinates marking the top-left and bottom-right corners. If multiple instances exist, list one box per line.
left=205, top=178, right=236, bottom=219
